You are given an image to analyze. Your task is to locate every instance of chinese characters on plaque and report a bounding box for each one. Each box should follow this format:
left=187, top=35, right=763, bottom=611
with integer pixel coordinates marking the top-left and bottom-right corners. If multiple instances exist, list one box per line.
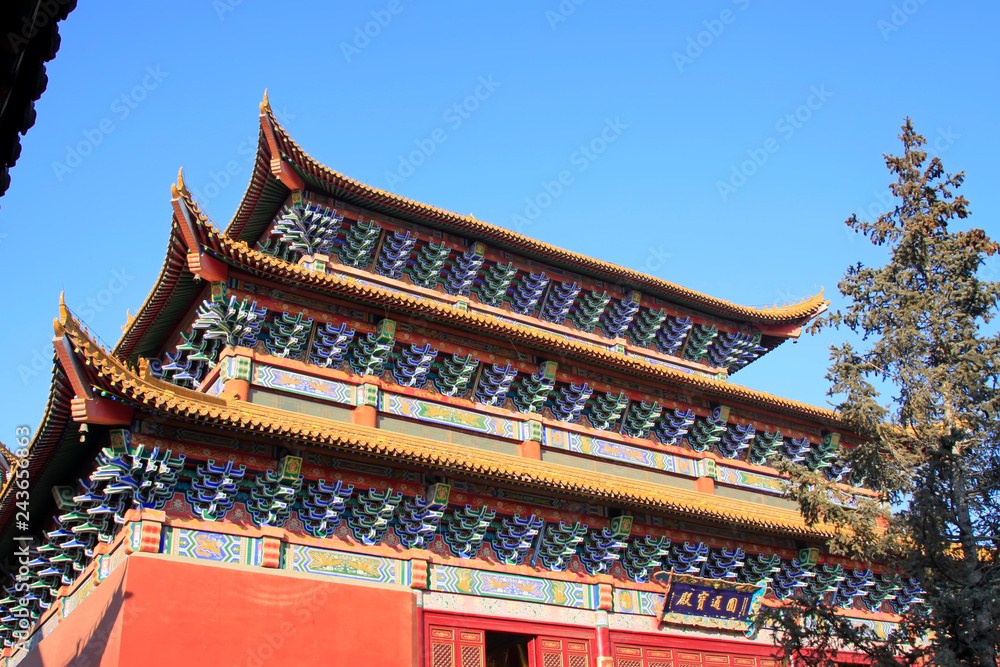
left=652, top=571, right=766, bottom=634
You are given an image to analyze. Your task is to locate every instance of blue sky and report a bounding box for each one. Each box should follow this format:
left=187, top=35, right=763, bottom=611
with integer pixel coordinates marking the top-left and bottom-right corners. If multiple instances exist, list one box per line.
left=2, top=0, right=998, bottom=442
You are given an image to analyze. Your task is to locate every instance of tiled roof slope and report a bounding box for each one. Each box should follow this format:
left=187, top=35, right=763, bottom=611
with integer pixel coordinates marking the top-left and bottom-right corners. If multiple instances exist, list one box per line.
left=12, top=304, right=836, bottom=540
left=226, top=94, right=828, bottom=328
left=131, top=179, right=843, bottom=427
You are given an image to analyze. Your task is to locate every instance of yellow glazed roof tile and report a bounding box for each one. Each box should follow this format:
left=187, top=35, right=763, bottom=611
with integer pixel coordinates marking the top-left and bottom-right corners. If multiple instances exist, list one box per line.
left=55, top=305, right=835, bottom=540
left=248, top=97, right=828, bottom=326
left=184, top=186, right=842, bottom=425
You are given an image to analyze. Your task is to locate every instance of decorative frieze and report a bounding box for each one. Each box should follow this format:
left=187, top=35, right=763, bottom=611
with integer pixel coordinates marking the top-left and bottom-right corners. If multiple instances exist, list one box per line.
left=444, top=243, right=485, bottom=297
left=248, top=455, right=303, bottom=528
left=338, top=218, right=381, bottom=268
left=477, top=261, right=517, bottom=307
left=270, top=203, right=344, bottom=258
left=409, top=240, right=450, bottom=289
left=375, top=230, right=417, bottom=280
left=602, top=291, right=641, bottom=338
left=349, top=319, right=396, bottom=376
left=391, top=343, right=438, bottom=388
left=535, top=521, right=587, bottom=571
left=540, top=281, right=580, bottom=324
left=434, top=353, right=480, bottom=397
left=395, top=483, right=451, bottom=549
left=586, top=390, right=628, bottom=431
left=511, top=361, right=557, bottom=414
left=550, top=383, right=593, bottom=423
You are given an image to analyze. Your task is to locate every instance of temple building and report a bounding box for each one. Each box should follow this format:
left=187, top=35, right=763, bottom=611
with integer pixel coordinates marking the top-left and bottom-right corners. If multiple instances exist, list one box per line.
left=0, top=95, right=914, bottom=666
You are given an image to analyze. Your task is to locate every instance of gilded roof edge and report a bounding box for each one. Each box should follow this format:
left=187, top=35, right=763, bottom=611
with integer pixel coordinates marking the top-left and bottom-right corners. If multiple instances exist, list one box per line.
left=55, top=307, right=836, bottom=540
left=198, top=208, right=844, bottom=426
left=256, top=97, right=829, bottom=326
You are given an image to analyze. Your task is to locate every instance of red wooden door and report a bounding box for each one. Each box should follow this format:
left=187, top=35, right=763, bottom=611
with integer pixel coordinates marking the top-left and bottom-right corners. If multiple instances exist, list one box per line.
left=535, top=636, right=591, bottom=667
left=612, top=644, right=780, bottom=667
left=428, top=626, right=486, bottom=667
left=613, top=644, right=674, bottom=667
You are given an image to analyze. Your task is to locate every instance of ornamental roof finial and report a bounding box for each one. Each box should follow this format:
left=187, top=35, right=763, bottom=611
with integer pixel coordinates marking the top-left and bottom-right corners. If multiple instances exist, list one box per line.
left=54, top=291, right=68, bottom=335
left=261, top=88, right=272, bottom=115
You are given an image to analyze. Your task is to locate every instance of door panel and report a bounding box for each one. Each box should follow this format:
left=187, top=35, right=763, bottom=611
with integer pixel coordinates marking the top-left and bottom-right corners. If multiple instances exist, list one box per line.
left=613, top=643, right=779, bottom=667
left=429, top=626, right=486, bottom=667
left=536, top=636, right=591, bottom=667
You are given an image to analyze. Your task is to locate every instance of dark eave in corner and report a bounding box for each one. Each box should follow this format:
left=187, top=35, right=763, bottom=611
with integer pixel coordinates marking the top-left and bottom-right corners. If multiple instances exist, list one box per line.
left=0, top=0, right=78, bottom=199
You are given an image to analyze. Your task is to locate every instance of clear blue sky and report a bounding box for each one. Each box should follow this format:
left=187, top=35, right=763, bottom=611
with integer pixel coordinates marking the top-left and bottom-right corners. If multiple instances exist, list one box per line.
left=2, top=0, right=998, bottom=442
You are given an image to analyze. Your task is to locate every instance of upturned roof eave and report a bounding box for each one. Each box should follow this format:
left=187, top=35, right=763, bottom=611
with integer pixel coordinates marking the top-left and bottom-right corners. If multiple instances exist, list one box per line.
left=225, top=94, right=829, bottom=329
left=115, top=177, right=845, bottom=428
left=6, top=307, right=838, bottom=543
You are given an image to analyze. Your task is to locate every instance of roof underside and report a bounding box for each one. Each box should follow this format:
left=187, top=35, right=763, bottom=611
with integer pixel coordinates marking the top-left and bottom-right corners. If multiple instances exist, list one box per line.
left=0, top=0, right=78, bottom=199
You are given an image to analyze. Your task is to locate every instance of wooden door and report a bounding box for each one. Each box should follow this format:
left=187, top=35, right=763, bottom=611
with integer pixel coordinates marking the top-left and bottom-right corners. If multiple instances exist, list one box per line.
left=428, top=626, right=486, bottom=667
left=613, top=644, right=674, bottom=667
left=535, top=636, right=591, bottom=667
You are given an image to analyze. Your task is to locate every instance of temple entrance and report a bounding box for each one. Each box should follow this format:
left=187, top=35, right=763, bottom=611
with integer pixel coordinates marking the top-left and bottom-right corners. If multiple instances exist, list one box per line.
left=484, top=631, right=531, bottom=667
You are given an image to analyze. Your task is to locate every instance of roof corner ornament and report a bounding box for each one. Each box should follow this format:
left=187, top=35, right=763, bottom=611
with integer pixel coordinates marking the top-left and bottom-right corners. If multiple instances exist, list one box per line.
left=258, top=92, right=305, bottom=191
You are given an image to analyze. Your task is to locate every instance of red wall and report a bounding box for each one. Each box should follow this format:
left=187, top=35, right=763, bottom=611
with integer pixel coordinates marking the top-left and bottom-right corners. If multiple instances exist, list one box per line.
left=20, top=554, right=420, bottom=667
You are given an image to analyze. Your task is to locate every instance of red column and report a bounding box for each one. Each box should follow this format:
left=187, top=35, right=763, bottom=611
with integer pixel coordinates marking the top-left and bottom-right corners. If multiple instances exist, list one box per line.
left=223, top=377, right=250, bottom=401
left=518, top=439, right=541, bottom=460
left=595, top=611, right=613, bottom=667
left=352, top=405, right=377, bottom=428
left=695, top=476, right=716, bottom=494
left=520, top=419, right=543, bottom=460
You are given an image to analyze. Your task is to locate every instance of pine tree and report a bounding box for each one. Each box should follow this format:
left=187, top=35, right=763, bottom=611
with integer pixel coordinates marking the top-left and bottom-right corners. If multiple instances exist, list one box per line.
left=764, top=120, right=1000, bottom=666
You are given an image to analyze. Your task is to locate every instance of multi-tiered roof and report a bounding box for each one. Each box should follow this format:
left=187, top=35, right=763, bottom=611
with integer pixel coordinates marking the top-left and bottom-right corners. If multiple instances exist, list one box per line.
left=3, top=92, right=850, bottom=550
left=0, top=95, right=911, bottom=658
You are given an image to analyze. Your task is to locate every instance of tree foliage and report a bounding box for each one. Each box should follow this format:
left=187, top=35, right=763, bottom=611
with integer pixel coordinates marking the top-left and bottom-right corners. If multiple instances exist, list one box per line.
left=765, top=120, right=1000, bottom=666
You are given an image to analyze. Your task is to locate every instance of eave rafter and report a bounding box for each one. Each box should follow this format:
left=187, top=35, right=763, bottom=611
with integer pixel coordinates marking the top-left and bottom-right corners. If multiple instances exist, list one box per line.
left=170, top=182, right=842, bottom=426
left=237, top=92, right=829, bottom=329
left=14, top=305, right=838, bottom=541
